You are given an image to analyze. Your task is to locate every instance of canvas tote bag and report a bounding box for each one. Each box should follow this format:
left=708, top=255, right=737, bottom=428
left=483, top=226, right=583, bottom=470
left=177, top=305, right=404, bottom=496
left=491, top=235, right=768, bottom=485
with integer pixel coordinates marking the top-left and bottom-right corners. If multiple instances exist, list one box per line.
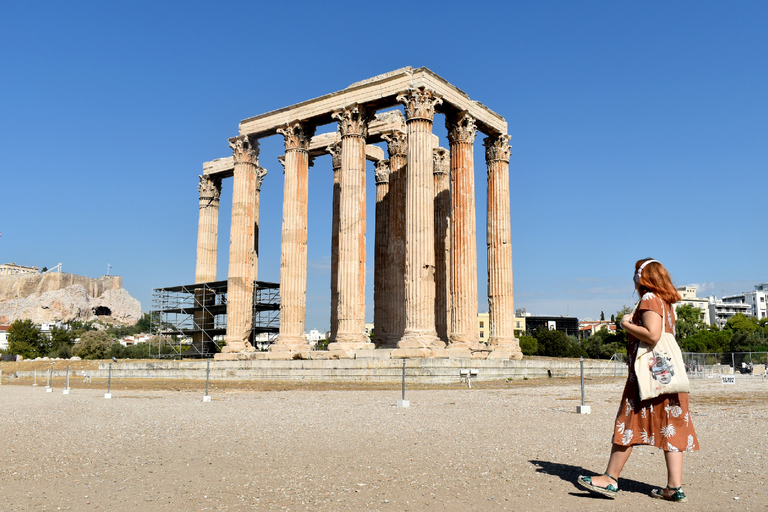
left=634, top=299, right=690, bottom=400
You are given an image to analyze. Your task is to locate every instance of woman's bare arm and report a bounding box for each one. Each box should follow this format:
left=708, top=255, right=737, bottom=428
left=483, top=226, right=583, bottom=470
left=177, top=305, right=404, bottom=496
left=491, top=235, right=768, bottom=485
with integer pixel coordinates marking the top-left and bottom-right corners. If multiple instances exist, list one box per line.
left=621, top=310, right=663, bottom=346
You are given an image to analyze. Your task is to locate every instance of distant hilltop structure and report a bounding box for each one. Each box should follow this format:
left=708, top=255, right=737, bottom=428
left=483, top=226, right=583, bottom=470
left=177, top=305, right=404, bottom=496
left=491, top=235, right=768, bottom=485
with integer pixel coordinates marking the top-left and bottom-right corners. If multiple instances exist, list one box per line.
left=0, top=263, right=142, bottom=325
left=0, top=263, right=40, bottom=275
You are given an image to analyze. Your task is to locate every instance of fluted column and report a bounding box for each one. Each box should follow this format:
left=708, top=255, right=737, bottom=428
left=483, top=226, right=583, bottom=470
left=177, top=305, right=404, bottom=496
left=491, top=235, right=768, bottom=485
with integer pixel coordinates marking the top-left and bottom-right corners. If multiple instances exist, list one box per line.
left=327, top=140, right=342, bottom=342
left=396, top=87, right=444, bottom=350
left=327, top=104, right=375, bottom=351
left=272, top=121, right=316, bottom=352
left=194, top=174, right=222, bottom=353
left=223, top=135, right=266, bottom=354
left=382, top=130, right=407, bottom=347
left=373, top=159, right=390, bottom=346
left=447, top=112, right=480, bottom=349
left=485, top=134, right=522, bottom=359
left=433, top=147, right=451, bottom=343
left=195, top=175, right=222, bottom=284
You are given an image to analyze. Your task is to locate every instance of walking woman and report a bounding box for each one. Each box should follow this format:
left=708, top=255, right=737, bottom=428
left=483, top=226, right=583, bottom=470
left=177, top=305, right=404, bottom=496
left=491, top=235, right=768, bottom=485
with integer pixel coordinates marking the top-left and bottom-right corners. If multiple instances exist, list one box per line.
left=577, top=259, right=699, bottom=502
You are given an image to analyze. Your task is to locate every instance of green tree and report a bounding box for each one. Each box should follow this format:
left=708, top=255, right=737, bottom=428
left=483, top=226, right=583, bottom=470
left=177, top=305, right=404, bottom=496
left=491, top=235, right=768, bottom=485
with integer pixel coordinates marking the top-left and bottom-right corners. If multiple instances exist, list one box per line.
left=675, top=304, right=706, bottom=340
left=678, top=329, right=731, bottom=353
left=518, top=335, right=538, bottom=356
left=134, top=312, right=152, bottom=333
left=73, top=331, right=113, bottom=360
left=49, top=326, right=73, bottom=351
left=725, top=313, right=758, bottom=333
left=583, top=328, right=627, bottom=360
left=600, top=311, right=605, bottom=321
left=533, top=327, right=584, bottom=358
left=6, top=319, right=44, bottom=358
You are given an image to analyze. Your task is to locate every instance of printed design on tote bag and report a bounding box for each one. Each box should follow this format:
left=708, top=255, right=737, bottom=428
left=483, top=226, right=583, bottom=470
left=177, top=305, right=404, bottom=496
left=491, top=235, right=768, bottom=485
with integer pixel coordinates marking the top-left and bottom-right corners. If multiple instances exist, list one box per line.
left=648, top=349, right=675, bottom=385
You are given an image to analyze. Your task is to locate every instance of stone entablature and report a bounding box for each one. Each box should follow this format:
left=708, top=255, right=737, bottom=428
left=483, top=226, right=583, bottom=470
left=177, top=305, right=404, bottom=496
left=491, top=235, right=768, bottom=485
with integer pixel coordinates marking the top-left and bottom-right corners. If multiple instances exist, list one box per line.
left=238, top=67, right=506, bottom=139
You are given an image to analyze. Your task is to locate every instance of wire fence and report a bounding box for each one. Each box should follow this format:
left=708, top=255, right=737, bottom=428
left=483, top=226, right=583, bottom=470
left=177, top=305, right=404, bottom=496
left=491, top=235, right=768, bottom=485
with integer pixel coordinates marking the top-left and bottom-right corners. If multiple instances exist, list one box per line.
left=682, top=352, right=767, bottom=379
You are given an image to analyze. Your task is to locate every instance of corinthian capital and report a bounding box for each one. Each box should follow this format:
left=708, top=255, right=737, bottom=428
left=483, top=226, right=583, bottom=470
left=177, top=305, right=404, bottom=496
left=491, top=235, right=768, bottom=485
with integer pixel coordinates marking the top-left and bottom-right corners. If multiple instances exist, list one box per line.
left=397, top=87, right=442, bottom=122
left=254, top=166, right=268, bottom=192
left=483, top=134, right=512, bottom=163
left=198, top=175, right=222, bottom=207
left=374, top=160, right=390, bottom=185
left=277, top=121, right=316, bottom=151
left=433, top=148, right=450, bottom=176
left=229, top=135, right=260, bottom=165
left=332, top=104, right=372, bottom=139
left=381, top=130, right=407, bottom=158
left=327, top=140, right=342, bottom=170
left=446, top=111, right=477, bottom=144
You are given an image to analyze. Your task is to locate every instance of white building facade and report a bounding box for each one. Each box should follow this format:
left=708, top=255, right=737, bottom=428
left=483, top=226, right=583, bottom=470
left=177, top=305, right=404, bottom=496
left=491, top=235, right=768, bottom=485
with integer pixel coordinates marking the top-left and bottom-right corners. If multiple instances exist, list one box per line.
left=676, top=286, right=711, bottom=325
left=708, top=297, right=752, bottom=329
left=722, top=283, right=768, bottom=321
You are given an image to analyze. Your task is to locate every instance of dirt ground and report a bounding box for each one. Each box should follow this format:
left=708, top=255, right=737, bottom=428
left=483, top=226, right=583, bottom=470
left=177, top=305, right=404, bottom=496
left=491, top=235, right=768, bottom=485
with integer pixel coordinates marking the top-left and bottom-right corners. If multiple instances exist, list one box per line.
left=0, top=375, right=766, bottom=511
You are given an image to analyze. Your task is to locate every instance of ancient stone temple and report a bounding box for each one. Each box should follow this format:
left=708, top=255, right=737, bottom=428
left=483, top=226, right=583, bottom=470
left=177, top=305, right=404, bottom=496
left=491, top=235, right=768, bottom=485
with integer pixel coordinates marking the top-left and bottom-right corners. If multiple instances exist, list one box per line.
left=196, top=67, right=522, bottom=360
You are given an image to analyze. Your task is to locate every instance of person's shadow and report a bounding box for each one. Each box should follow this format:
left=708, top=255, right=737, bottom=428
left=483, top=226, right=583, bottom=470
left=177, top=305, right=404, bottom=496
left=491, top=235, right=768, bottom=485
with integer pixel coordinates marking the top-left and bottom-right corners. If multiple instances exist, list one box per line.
left=530, top=460, right=655, bottom=498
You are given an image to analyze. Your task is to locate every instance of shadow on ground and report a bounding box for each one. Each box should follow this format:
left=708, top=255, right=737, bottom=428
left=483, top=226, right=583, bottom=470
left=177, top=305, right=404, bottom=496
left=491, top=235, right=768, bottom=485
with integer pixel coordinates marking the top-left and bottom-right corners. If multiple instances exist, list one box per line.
left=530, top=459, right=655, bottom=497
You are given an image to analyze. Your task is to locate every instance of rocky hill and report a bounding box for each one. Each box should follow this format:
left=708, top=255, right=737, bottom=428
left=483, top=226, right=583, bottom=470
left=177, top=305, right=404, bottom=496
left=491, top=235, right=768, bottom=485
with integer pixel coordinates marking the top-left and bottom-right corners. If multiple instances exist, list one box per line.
left=0, top=272, right=142, bottom=325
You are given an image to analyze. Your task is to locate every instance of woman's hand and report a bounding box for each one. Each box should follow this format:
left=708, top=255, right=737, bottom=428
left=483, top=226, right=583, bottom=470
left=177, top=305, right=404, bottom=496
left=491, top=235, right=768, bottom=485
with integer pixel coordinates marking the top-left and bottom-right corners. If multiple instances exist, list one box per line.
left=622, top=310, right=663, bottom=346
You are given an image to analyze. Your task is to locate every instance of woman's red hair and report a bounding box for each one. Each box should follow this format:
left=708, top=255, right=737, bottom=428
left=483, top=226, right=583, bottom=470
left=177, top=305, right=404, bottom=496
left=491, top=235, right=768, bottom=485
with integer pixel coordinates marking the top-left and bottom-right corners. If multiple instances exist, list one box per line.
left=635, top=258, right=681, bottom=304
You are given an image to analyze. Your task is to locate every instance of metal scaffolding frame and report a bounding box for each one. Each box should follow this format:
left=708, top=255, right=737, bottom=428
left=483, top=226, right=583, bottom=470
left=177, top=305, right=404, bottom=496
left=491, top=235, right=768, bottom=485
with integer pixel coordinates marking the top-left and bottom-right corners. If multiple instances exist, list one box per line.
left=150, top=280, right=280, bottom=358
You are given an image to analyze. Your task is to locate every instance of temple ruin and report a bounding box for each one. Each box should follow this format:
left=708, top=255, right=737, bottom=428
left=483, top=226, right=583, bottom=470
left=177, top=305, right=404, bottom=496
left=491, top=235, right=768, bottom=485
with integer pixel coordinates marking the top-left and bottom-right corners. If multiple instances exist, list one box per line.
left=193, top=67, right=521, bottom=360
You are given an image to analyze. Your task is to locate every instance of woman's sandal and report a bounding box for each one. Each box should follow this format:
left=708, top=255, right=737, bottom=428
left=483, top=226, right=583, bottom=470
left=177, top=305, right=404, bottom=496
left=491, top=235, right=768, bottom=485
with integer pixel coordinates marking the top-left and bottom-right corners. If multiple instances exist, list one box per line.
left=577, top=473, right=619, bottom=498
left=651, top=486, right=687, bottom=503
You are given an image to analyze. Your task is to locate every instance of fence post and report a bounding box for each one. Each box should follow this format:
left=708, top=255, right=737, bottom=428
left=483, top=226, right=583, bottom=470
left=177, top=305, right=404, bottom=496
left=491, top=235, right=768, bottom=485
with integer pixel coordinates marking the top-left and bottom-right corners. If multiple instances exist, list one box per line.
left=397, top=360, right=409, bottom=408
left=577, top=357, right=590, bottom=414
left=63, top=365, right=70, bottom=394
left=203, top=358, right=211, bottom=402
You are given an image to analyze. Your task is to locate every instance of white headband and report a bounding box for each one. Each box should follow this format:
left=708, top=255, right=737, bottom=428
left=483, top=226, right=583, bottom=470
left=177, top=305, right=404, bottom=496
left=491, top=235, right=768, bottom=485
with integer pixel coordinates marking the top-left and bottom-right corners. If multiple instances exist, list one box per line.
left=634, top=259, right=659, bottom=283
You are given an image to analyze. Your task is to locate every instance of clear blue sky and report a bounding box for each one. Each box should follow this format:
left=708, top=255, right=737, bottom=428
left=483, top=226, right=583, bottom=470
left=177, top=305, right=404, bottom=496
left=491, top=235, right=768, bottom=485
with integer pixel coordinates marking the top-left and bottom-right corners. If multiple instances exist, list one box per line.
left=1, top=1, right=766, bottom=330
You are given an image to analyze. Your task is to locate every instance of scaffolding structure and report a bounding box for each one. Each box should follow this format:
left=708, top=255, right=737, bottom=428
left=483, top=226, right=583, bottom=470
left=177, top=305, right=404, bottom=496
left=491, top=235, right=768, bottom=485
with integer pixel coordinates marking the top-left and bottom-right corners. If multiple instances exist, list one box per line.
left=150, top=280, right=280, bottom=358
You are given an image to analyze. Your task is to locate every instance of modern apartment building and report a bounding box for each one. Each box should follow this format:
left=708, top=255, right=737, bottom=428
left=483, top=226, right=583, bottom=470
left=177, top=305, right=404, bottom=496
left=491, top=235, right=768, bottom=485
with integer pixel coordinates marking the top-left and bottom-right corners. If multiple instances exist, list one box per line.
left=721, top=283, right=768, bottom=321
left=708, top=297, right=752, bottom=329
left=676, top=286, right=711, bottom=325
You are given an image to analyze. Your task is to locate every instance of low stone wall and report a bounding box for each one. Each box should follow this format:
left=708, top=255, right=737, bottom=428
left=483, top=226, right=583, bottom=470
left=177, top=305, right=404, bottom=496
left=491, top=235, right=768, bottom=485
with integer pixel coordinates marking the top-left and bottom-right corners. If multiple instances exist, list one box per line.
left=12, top=356, right=629, bottom=384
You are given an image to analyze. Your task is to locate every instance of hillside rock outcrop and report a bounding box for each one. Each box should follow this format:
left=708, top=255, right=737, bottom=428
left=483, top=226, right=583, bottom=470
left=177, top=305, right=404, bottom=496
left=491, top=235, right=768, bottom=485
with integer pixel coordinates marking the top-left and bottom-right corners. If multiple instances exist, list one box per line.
left=0, top=273, right=142, bottom=325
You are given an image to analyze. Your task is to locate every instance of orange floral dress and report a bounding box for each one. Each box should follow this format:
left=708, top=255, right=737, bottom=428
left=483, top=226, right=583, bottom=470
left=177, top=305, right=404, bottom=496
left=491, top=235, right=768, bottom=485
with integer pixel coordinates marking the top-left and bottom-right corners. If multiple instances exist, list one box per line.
left=612, top=293, right=700, bottom=452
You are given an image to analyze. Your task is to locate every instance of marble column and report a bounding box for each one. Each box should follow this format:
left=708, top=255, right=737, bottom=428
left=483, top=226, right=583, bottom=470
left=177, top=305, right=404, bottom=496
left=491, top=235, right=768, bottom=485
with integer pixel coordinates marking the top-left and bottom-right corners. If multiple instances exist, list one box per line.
left=327, top=140, right=342, bottom=342
left=382, top=130, right=407, bottom=347
left=485, top=134, right=522, bottom=359
left=194, top=174, right=222, bottom=353
left=433, top=147, right=451, bottom=343
left=396, top=87, right=444, bottom=350
left=446, top=111, right=480, bottom=350
left=272, top=121, right=316, bottom=353
left=195, top=175, right=222, bottom=284
left=327, top=104, right=375, bottom=351
left=373, top=159, right=390, bottom=346
left=223, top=135, right=266, bottom=354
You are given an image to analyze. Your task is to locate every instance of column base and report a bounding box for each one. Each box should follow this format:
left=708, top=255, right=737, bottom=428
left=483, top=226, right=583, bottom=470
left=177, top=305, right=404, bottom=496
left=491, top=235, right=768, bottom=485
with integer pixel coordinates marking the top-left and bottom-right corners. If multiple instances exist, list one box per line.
left=332, top=332, right=371, bottom=345
left=270, top=338, right=312, bottom=358
left=398, top=331, right=445, bottom=350
left=487, top=337, right=523, bottom=360
left=221, top=341, right=255, bottom=354
left=326, top=341, right=375, bottom=352
left=447, top=338, right=481, bottom=351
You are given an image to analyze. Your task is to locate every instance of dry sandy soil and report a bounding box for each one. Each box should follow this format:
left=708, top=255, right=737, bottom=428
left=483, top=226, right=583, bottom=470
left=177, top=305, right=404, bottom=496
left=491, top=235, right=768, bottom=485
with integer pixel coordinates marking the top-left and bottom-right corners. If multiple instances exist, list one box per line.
left=0, top=375, right=765, bottom=511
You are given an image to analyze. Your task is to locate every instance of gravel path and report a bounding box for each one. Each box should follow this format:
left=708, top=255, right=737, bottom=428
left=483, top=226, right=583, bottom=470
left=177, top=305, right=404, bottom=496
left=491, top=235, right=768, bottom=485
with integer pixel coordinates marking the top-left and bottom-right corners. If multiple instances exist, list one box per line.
left=1, top=377, right=766, bottom=511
